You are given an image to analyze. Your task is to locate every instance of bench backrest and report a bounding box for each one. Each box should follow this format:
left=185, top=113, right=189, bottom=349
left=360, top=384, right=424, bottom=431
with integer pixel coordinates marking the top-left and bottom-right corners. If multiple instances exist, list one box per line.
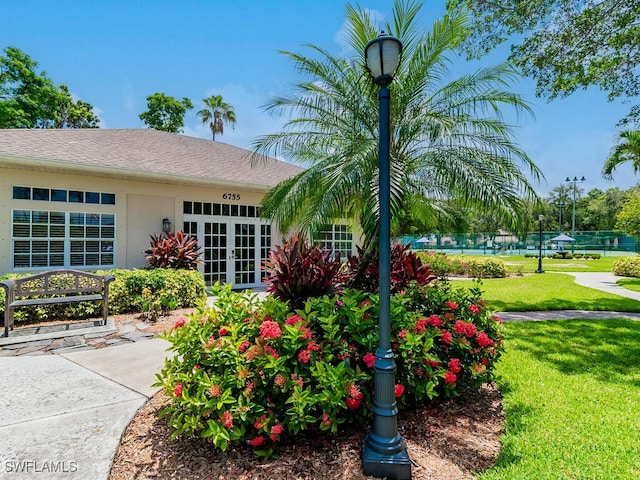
left=8, top=270, right=111, bottom=297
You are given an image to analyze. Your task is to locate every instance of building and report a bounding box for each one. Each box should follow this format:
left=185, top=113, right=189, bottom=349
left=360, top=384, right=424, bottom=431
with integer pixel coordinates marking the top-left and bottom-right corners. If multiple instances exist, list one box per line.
left=0, top=129, right=353, bottom=289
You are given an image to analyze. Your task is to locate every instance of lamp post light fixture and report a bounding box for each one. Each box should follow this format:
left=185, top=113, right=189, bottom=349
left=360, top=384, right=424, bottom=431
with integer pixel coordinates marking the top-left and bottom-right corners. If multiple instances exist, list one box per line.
left=536, top=214, right=545, bottom=273
left=362, top=31, right=412, bottom=480
left=554, top=201, right=565, bottom=236
left=565, top=176, right=585, bottom=252
left=162, top=217, right=172, bottom=233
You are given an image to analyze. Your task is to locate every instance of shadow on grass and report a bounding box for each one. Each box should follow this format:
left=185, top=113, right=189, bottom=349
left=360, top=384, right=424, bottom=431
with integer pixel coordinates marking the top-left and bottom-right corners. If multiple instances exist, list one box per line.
left=503, top=319, right=640, bottom=387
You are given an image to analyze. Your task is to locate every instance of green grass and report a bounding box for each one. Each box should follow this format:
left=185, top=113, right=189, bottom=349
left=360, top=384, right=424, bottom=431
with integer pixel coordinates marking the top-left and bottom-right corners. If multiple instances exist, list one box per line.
left=455, top=273, right=640, bottom=312
left=478, top=319, right=640, bottom=480
left=499, top=254, right=622, bottom=274
left=618, top=278, right=640, bottom=293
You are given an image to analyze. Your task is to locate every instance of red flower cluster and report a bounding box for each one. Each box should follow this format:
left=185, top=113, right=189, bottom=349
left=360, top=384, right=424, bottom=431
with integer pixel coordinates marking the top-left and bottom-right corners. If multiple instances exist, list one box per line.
left=444, top=371, right=457, bottom=384
left=363, top=352, right=376, bottom=368
left=394, top=384, right=405, bottom=398
left=248, top=436, right=264, bottom=447
left=440, top=329, right=453, bottom=344
left=259, top=320, right=282, bottom=339
left=270, top=424, right=283, bottom=441
left=445, top=301, right=459, bottom=310
left=221, top=411, right=233, bottom=429
left=454, top=320, right=477, bottom=338
left=428, top=314, right=443, bottom=327
left=173, top=317, right=186, bottom=329
left=298, top=349, right=311, bottom=363
left=285, top=314, right=303, bottom=326
left=477, top=332, right=494, bottom=347
left=468, top=304, right=481, bottom=314
left=238, top=340, right=250, bottom=353
left=346, top=384, right=364, bottom=410
left=173, top=382, right=183, bottom=397
left=218, top=327, right=228, bottom=336
left=448, top=358, right=462, bottom=373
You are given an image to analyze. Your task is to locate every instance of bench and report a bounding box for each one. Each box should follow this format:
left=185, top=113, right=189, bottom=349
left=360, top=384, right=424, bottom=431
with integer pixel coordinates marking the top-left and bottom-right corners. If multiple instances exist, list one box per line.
left=0, top=270, right=115, bottom=337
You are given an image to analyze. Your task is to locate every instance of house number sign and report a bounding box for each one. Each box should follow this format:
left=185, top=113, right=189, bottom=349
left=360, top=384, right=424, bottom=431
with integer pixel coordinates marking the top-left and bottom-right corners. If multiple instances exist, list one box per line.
left=222, top=193, right=241, bottom=201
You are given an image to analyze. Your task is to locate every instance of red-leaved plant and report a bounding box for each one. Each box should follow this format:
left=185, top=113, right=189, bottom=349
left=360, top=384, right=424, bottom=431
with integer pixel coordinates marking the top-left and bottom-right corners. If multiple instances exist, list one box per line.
left=145, top=231, right=202, bottom=270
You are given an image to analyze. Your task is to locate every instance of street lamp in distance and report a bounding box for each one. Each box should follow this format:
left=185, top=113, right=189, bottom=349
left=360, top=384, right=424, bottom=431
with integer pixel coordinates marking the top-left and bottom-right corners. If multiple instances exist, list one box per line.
left=362, top=31, right=412, bottom=480
left=536, top=214, right=545, bottom=273
left=565, top=176, right=585, bottom=253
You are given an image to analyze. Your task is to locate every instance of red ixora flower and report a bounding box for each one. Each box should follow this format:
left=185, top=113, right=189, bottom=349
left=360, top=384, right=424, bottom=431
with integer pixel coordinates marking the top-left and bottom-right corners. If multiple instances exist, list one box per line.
left=394, top=384, right=405, bottom=398
left=454, top=320, right=477, bottom=338
left=218, top=327, right=228, bottom=336
left=445, top=301, right=459, bottom=311
left=440, top=330, right=453, bottom=345
left=444, top=372, right=457, bottom=384
left=248, top=436, right=265, bottom=447
left=477, top=332, right=494, bottom=347
left=448, top=358, right=462, bottom=373
left=221, top=411, right=233, bottom=429
left=427, top=315, right=443, bottom=327
left=285, top=314, right=304, bottom=326
left=298, top=349, right=311, bottom=363
left=173, top=317, right=186, bottom=329
left=239, top=340, right=250, bottom=353
left=173, top=382, right=183, bottom=397
left=363, top=352, right=376, bottom=368
left=259, top=320, right=282, bottom=339
left=468, top=304, right=481, bottom=315
left=398, top=329, right=408, bottom=341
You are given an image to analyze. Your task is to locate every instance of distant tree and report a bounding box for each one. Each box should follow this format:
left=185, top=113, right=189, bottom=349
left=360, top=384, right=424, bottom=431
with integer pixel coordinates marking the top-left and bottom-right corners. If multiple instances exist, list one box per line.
left=0, top=46, right=99, bottom=128
left=602, top=130, right=640, bottom=180
left=0, top=46, right=63, bottom=128
left=55, top=85, right=99, bottom=128
left=580, top=187, right=625, bottom=231
left=197, top=95, right=236, bottom=141
left=139, top=93, right=193, bottom=133
left=448, top=1, right=640, bottom=125
left=615, top=188, right=640, bottom=236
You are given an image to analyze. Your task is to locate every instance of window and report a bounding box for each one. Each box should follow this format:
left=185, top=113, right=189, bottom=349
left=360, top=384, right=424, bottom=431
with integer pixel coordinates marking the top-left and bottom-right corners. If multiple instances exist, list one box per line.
left=183, top=201, right=260, bottom=218
left=313, top=224, right=353, bottom=259
left=11, top=209, right=115, bottom=269
left=13, top=186, right=116, bottom=205
left=261, top=224, right=272, bottom=280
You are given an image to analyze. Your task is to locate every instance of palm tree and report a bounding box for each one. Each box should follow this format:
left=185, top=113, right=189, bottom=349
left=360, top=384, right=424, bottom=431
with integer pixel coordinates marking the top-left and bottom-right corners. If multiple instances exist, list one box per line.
left=602, top=130, right=640, bottom=179
left=197, top=95, right=236, bottom=141
left=251, top=0, right=542, bottom=252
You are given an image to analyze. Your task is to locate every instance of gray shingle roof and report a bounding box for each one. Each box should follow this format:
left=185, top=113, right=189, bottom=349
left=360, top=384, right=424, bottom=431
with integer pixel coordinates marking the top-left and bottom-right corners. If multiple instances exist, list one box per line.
left=0, top=129, right=302, bottom=188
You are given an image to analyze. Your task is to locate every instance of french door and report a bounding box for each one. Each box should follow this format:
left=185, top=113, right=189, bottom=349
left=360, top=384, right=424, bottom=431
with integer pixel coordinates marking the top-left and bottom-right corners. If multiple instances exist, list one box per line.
left=184, top=218, right=269, bottom=289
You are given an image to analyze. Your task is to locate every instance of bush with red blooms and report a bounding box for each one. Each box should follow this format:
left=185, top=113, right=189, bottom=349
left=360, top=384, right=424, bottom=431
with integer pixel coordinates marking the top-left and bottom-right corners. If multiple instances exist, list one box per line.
left=156, top=277, right=502, bottom=457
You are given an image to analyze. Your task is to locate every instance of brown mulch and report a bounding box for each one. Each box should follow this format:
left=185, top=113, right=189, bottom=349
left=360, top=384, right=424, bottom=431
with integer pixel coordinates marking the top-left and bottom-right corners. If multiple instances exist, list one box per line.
left=109, top=307, right=504, bottom=480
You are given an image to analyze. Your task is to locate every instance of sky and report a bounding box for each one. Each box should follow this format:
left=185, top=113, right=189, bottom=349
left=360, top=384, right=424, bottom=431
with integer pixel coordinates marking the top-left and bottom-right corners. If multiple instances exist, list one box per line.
left=2, top=0, right=638, bottom=197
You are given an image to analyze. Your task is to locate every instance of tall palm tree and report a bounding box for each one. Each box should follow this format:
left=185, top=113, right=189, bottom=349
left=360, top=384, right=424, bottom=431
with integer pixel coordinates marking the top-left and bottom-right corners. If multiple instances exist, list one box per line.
left=197, top=95, right=236, bottom=141
left=602, top=130, right=640, bottom=179
left=251, top=0, right=542, bottom=252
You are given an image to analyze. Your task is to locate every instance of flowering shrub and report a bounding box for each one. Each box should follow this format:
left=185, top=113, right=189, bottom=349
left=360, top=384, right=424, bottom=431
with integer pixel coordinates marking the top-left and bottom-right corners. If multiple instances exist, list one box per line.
left=613, top=255, right=640, bottom=277
left=417, top=252, right=506, bottom=279
left=156, top=280, right=503, bottom=456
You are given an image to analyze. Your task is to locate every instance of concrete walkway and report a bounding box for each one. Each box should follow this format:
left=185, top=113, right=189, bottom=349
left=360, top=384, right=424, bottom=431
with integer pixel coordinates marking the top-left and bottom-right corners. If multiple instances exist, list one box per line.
left=1, top=273, right=639, bottom=479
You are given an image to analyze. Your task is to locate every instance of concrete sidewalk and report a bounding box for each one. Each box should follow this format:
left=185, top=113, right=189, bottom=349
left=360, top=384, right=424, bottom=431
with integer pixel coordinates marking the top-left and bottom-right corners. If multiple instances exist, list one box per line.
left=1, top=272, right=639, bottom=479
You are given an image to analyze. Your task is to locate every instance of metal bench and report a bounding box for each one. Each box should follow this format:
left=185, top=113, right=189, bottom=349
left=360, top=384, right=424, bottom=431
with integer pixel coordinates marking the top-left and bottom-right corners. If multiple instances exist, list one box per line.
left=0, top=269, right=115, bottom=337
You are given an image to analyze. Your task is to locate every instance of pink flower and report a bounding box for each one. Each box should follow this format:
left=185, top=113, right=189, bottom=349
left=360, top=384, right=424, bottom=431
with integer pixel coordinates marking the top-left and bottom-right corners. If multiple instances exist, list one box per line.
left=173, top=382, right=183, bottom=397
left=239, top=340, right=250, bottom=353
left=264, top=345, right=279, bottom=359
left=468, top=304, right=481, bottom=315
left=440, top=330, right=453, bottom=345
left=454, top=320, right=477, bottom=338
left=415, top=319, right=428, bottom=333
left=275, top=374, right=286, bottom=387
left=173, top=317, right=186, bottom=329
left=336, top=299, right=345, bottom=307
left=394, top=384, right=405, bottom=398
left=363, top=352, right=376, bottom=368
left=298, top=349, right=311, bottom=363
left=307, top=341, right=320, bottom=351
left=346, top=397, right=363, bottom=410
left=259, top=320, right=282, bottom=339
left=253, top=415, right=267, bottom=430
left=398, top=329, right=408, bottom=341
left=477, top=332, right=494, bottom=347
left=448, top=358, right=462, bottom=373
left=427, top=315, right=443, bottom=327
left=322, top=412, right=332, bottom=426
left=445, top=301, right=459, bottom=311
left=248, top=436, right=265, bottom=447
left=492, top=314, right=503, bottom=324
left=270, top=424, right=283, bottom=436
left=221, top=411, right=233, bottom=429
left=424, top=358, right=439, bottom=368
left=218, top=327, right=228, bottom=336
left=444, top=372, right=457, bottom=384
left=285, top=314, right=304, bottom=326
left=193, top=364, right=201, bottom=370
left=208, top=385, right=221, bottom=397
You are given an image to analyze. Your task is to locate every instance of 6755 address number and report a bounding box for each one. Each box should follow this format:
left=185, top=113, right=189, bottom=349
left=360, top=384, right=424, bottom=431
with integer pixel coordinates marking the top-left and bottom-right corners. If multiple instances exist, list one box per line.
left=222, top=193, right=240, bottom=201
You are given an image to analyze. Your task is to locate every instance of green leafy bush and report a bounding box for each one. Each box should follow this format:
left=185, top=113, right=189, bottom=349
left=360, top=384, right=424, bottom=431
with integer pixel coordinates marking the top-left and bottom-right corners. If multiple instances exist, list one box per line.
left=0, top=268, right=207, bottom=324
left=417, top=252, right=506, bottom=278
left=155, top=281, right=503, bottom=456
left=145, top=231, right=202, bottom=269
left=261, top=233, right=343, bottom=310
left=106, top=268, right=206, bottom=315
left=613, top=256, right=640, bottom=277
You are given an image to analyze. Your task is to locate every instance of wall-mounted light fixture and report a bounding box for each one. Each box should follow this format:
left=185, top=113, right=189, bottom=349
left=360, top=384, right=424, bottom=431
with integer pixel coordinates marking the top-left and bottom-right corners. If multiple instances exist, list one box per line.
left=162, top=218, right=171, bottom=233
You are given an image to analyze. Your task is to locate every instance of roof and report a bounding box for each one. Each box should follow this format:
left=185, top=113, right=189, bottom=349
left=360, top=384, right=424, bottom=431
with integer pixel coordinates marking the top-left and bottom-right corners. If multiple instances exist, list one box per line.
left=0, top=128, right=303, bottom=189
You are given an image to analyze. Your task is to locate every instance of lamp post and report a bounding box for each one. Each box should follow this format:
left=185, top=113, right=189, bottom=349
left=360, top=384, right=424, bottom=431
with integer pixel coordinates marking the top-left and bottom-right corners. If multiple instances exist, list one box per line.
left=565, top=176, right=585, bottom=252
left=362, top=32, right=412, bottom=480
left=554, top=200, right=565, bottom=251
left=536, top=214, right=544, bottom=273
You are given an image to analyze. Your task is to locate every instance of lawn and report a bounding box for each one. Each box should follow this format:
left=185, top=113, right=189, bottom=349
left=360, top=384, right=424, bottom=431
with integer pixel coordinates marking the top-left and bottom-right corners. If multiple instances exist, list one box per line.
left=454, top=273, right=640, bottom=312
left=478, top=319, right=640, bottom=479
left=497, top=254, right=622, bottom=274
left=618, top=277, right=640, bottom=293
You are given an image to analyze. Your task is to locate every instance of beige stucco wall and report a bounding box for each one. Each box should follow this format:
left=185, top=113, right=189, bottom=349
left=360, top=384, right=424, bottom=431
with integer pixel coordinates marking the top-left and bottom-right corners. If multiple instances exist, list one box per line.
left=0, top=166, right=269, bottom=274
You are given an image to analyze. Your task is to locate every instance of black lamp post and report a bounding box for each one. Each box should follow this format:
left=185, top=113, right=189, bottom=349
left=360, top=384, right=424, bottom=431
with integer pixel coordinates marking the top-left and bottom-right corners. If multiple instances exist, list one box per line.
left=565, top=176, right=585, bottom=253
left=536, top=214, right=544, bottom=273
left=362, top=32, right=412, bottom=480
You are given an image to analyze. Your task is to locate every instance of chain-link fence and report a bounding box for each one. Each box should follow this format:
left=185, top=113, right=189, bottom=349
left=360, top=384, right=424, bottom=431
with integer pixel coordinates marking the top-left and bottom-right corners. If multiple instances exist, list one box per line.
left=398, top=231, right=639, bottom=256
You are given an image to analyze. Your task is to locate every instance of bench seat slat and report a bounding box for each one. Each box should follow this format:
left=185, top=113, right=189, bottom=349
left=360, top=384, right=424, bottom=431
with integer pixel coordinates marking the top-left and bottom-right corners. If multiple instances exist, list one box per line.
left=10, top=294, right=104, bottom=308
